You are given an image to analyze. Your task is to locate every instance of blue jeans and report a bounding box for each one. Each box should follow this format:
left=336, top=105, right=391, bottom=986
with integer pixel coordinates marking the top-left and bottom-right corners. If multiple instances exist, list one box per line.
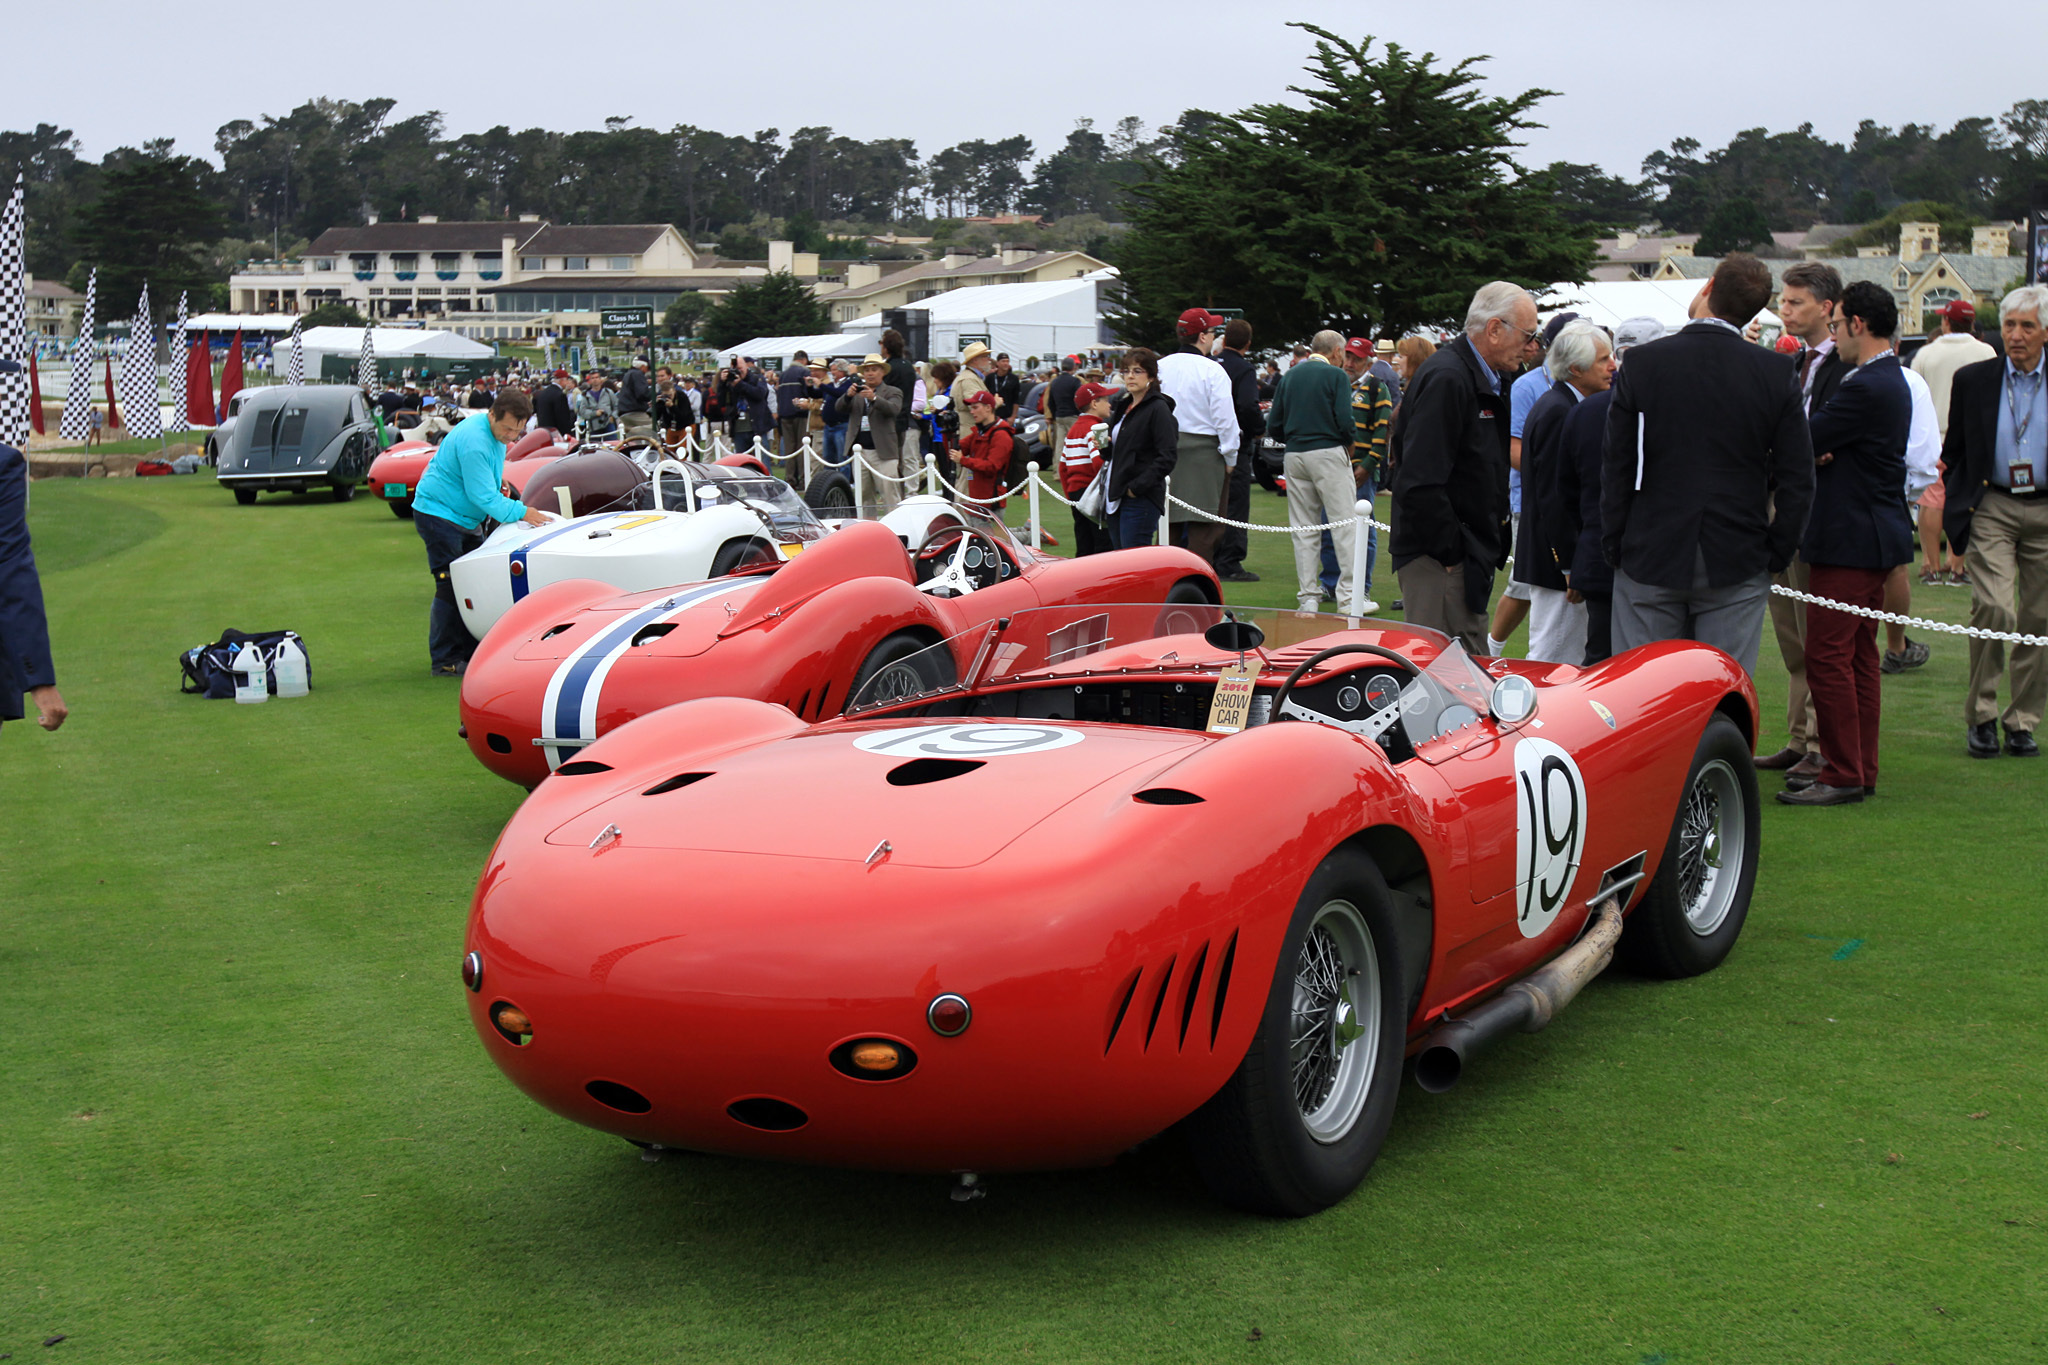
left=822, top=423, right=847, bottom=472
left=416, top=511, right=483, bottom=670
left=1110, top=498, right=1162, bottom=550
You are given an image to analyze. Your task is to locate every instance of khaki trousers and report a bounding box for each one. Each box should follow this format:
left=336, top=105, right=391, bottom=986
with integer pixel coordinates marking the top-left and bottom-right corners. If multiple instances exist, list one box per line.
left=856, top=426, right=904, bottom=515
left=1767, top=555, right=1819, bottom=753
left=1284, top=446, right=1356, bottom=607
left=1964, top=489, right=2048, bottom=732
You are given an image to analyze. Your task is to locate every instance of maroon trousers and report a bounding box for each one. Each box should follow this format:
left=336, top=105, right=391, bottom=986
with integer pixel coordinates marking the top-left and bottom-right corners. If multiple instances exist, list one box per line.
left=1806, top=564, right=1888, bottom=791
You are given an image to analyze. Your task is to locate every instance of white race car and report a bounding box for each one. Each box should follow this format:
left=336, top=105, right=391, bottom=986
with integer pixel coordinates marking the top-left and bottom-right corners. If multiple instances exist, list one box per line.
left=449, top=461, right=969, bottom=640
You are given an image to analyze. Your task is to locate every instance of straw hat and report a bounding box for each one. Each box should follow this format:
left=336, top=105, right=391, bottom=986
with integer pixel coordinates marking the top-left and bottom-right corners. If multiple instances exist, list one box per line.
left=961, top=341, right=992, bottom=365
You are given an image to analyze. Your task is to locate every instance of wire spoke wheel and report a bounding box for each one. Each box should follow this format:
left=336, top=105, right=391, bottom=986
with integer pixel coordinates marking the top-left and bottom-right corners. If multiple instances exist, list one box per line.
left=1676, top=758, right=1744, bottom=936
left=866, top=660, right=925, bottom=704
left=1287, top=899, right=1380, bottom=1144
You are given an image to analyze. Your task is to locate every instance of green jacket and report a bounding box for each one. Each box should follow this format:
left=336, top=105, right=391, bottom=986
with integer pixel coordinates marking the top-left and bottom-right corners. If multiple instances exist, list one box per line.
left=1266, top=355, right=1352, bottom=455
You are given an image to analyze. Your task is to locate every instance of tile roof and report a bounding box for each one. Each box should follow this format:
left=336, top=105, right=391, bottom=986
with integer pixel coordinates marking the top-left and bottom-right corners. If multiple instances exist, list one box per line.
left=483, top=275, right=716, bottom=293
left=815, top=250, right=1103, bottom=301
left=310, top=222, right=537, bottom=253
left=522, top=224, right=675, bottom=255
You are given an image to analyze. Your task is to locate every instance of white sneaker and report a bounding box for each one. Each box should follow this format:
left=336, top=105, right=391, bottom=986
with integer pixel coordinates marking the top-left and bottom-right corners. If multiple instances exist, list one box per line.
left=1297, top=599, right=1322, bottom=612
left=1352, top=598, right=1382, bottom=615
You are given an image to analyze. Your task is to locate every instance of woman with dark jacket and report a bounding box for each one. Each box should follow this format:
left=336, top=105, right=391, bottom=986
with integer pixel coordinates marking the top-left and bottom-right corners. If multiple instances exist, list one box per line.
left=1104, top=348, right=1179, bottom=549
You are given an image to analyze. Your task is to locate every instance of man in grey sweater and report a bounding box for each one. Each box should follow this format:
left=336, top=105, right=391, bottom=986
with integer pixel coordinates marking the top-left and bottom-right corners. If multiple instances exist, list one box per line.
left=1266, top=329, right=1357, bottom=609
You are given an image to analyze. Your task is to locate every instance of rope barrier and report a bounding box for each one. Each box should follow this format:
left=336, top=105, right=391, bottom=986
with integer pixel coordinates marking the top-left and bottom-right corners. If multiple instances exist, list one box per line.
left=1162, top=490, right=1392, bottom=535
left=1765, top=583, right=2047, bottom=646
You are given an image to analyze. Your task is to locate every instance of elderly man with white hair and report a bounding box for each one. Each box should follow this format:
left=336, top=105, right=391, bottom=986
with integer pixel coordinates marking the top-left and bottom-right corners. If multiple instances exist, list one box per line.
left=1513, top=320, right=1616, bottom=663
left=1265, top=328, right=1361, bottom=609
left=1941, top=283, right=2048, bottom=759
left=1387, top=280, right=1538, bottom=653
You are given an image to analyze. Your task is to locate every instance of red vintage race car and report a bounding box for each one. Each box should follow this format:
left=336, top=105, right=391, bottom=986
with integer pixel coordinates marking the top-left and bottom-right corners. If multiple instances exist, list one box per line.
left=460, top=602, right=1762, bottom=1214
left=459, top=513, right=1219, bottom=788
left=367, top=427, right=570, bottom=519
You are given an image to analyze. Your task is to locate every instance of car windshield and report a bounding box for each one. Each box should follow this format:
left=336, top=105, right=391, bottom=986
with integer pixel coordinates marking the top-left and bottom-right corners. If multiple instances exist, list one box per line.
left=652, top=463, right=821, bottom=539
left=844, top=601, right=1495, bottom=750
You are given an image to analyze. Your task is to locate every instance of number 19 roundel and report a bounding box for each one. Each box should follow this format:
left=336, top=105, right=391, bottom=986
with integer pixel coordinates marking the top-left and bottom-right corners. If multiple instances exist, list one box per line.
left=1512, top=737, right=1588, bottom=938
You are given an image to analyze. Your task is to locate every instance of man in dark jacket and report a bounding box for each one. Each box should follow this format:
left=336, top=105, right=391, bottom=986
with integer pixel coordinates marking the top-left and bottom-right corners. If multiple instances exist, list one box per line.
left=1389, top=282, right=1537, bottom=653
left=1602, top=254, right=1815, bottom=675
left=1547, top=318, right=1665, bottom=665
left=727, top=356, right=771, bottom=451
left=776, top=352, right=813, bottom=470
left=988, top=354, right=1024, bottom=420
left=1213, top=319, right=1266, bottom=582
left=1778, top=281, right=1915, bottom=806
left=880, top=330, right=918, bottom=457
left=618, top=358, right=655, bottom=440
left=532, top=369, right=574, bottom=434
left=1941, top=284, right=2048, bottom=760
left=0, top=427, right=67, bottom=734
left=1517, top=321, right=1614, bottom=663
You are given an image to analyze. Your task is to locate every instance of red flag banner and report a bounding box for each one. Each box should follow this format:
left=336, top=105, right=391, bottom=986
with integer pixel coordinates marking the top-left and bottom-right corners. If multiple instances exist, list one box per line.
left=218, top=330, right=244, bottom=422
left=29, top=350, right=44, bottom=435
left=103, top=352, right=120, bottom=429
left=186, top=332, right=214, bottom=428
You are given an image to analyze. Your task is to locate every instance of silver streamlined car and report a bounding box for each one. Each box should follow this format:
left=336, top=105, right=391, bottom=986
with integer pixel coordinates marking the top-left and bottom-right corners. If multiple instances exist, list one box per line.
left=214, top=386, right=381, bottom=505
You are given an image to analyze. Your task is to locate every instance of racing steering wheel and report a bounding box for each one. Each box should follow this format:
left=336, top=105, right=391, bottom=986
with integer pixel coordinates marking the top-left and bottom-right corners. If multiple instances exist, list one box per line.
left=1271, top=643, right=1421, bottom=741
left=914, top=524, right=1007, bottom=597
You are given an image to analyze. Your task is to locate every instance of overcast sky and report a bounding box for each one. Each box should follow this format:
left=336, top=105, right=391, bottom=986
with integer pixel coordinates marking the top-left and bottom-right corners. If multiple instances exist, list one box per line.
left=11, top=0, right=2039, bottom=183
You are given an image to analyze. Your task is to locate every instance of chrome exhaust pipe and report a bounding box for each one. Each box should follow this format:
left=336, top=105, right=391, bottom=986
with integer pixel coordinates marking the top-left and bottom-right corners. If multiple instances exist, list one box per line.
left=1413, top=892, right=1628, bottom=1094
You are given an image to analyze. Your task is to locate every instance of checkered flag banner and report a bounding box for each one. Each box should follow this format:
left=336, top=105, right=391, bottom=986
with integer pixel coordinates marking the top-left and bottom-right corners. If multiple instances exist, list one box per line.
left=0, top=173, right=29, bottom=446
left=356, top=325, right=375, bottom=391
left=166, top=291, right=188, bottom=429
left=117, top=283, right=162, bottom=440
left=285, top=315, right=304, bottom=385
left=59, top=268, right=97, bottom=442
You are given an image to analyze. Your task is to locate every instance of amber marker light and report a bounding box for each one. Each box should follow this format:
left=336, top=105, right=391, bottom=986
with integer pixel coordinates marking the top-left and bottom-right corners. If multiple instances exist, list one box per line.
left=851, top=1041, right=901, bottom=1071
left=927, top=994, right=972, bottom=1037
left=491, top=1004, right=533, bottom=1043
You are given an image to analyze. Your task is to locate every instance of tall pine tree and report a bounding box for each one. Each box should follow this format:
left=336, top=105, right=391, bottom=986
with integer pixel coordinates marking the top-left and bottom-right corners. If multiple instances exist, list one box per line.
left=1111, top=27, right=1595, bottom=347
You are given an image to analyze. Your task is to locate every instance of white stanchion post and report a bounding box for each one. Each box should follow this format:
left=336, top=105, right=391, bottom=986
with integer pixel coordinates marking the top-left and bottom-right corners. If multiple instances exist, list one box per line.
left=1348, top=499, right=1372, bottom=617
left=1158, top=476, right=1172, bottom=547
left=851, top=442, right=865, bottom=522
left=1026, top=461, right=1042, bottom=549
left=924, top=453, right=937, bottom=496
left=801, top=436, right=813, bottom=492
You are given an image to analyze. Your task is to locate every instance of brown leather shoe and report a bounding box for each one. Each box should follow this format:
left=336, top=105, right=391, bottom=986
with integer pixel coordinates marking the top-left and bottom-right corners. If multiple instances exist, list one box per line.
left=1754, top=746, right=1805, bottom=770
left=1787, top=751, right=1827, bottom=779
left=1775, top=781, right=1865, bottom=806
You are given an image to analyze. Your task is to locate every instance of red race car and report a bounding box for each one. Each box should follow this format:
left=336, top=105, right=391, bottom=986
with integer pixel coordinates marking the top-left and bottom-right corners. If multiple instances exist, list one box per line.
left=459, top=512, right=1219, bottom=788
left=460, top=602, right=1761, bottom=1214
left=368, top=427, right=570, bottom=519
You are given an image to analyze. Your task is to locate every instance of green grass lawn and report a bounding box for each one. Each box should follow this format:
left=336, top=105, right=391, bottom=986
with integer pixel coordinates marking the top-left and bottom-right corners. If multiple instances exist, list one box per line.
left=4, top=475, right=2042, bottom=1363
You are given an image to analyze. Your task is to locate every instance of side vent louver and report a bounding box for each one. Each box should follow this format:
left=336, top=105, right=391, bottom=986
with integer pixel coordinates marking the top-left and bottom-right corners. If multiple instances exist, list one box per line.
left=1210, top=929, right=1238, bottom=1049
left=1178, top=941, right=1210, bottom=1048
left=1142, top=956, right=1177, bottom=1050
left=1105, top=968, right=1142, bottom=1053
left=555, top=760, right=613, bottom=775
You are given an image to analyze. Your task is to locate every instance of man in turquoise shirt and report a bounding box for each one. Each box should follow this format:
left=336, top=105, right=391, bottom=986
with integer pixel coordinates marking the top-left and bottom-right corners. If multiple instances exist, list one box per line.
left=412, top=389, right=548, bottom=675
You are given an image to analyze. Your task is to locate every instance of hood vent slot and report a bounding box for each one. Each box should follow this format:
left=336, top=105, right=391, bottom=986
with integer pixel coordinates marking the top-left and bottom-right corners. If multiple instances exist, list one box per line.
left=541, top=622, right=576, bottom=640
left=886, top=757, right=985, bottom=786
left=555, top=760, right=613, bottom=776
left=1135, top=787, right=1203, bottom=805
left=643, top=771, right=713, bottom=795
left=629, top=622, right=676, bottom=648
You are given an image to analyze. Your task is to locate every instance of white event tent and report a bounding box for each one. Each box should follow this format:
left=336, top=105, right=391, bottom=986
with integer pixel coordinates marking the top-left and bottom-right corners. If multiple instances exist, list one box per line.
left=715, top=330, right=879, bottom=367
left=174, top=313, right=302, bottom=335
left=298, top=326, right=495, bottom=372
left=850, top=279, right=1103, bottom=360
left=1541, top=280, right=1781, bottom=336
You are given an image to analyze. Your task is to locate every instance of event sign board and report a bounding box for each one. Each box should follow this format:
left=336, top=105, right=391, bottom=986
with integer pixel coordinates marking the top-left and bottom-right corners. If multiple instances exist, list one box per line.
left=600, top=307, right=653, bottom=338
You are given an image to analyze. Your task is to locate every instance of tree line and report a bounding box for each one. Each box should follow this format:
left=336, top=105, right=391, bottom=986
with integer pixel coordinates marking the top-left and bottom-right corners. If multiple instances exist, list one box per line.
left=4, top=34, right=2042, bottom=342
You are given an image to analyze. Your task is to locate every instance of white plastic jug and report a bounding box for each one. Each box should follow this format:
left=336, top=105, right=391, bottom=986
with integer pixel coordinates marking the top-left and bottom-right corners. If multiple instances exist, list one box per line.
left=272, top=636, right=309, bottom=698
left=233, top=642, right=269, bottom=704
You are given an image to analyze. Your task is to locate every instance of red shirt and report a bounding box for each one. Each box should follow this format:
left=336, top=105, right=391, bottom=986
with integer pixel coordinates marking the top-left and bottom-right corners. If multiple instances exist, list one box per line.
left=959, top=419, right=1015, bottom=505
left=1058, top=414, right=1105, bottom=494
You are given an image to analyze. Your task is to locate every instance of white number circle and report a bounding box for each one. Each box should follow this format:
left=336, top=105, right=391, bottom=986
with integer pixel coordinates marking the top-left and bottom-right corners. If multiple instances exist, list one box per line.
left=1513, top=737, right=1588, bottom=938
left=853, top=724, right=1085, bottom=758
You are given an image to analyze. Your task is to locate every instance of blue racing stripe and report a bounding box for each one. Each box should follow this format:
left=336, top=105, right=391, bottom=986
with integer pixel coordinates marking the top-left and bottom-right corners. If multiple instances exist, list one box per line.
left=509, top=515, right=609, bottom=603
left=548, top=579, right=741, bottom=741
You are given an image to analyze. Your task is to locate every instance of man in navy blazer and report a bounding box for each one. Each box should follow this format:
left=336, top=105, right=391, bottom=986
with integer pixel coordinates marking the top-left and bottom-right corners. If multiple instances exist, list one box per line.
left=1, top=378, right=68, bottom=732
left=1602, top=254, right=1814, bottom=676
left=1779, top=282, right=1915, bottom=806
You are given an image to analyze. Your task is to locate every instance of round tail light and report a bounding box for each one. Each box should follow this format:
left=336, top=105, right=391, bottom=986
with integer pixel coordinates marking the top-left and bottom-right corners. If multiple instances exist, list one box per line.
left=927, top=993, right=972, bottom=1037
left=461, top=951, right=483, bottom=992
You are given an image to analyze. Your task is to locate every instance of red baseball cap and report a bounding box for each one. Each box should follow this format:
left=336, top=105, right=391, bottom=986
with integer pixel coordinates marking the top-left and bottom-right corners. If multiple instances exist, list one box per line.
left=1938, top=299, right=1976, bottom=326
left=1177, top=307, right=1224, bottom=337
left=1074, top=382, right=1116, bottom=409
left=1343, top=337, right=1374, bottom=360
left=964, top=388, right=998, bottom=407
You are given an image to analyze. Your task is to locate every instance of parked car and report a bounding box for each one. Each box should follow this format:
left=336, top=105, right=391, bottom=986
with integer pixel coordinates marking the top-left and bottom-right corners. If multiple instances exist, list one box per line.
left=201, top=390, right=253, bottom=467
left=368, top=427, right=572, bottom=520
left=457, top=512, right=1218, bottom=787
left=459, top=603, right=1760, bottom=1214
left=213, top=386, right=380, bottom=504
